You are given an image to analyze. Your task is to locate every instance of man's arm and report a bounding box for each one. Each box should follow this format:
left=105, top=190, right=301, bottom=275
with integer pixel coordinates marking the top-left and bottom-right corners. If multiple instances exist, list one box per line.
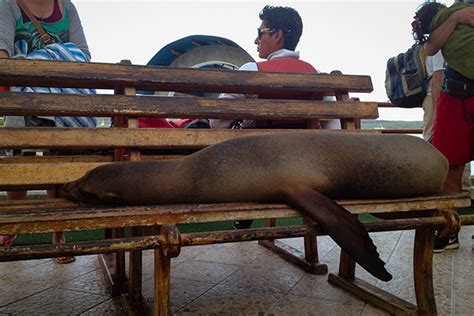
left=426, top=6, right=474, bottom=56
left=0, top=1, right=16, bottom=58
left=67, top=1, right=91, bottom=60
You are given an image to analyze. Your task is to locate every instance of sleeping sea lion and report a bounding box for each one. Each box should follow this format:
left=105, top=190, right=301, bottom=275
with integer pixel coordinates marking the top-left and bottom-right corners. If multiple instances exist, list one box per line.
left=63, top=131, right=449, bottom=282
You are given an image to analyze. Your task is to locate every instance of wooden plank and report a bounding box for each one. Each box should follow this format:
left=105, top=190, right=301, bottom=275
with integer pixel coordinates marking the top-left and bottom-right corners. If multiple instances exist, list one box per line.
left=377, top=102, right=395, bottom=107
left=0, top=92, right=379, bottom=119
left=380, top=129, right=422, bottom=134
left=258, top=239, right=328, bottom=274
left=97, top=253, right=126, bottom=296
left=338, top=250, right=356, bottom=279
left=0, top=194, right=469, bottom=219
left=0, top=155, right=113, bottom=164
left=0, top=162, right=107, bottom=188
left=0, top=155, right=183, bottom=164
left=154, top=247, right=171, bottom=316
left=0, top=219, right=463, bottom=261
left=1, top=201, right=470, bottom=232
left=413, top=227, right=437, bottom=315
left=328, top=274, right=418, bottom=315
left=0, top=194, right=469, bottom=234
left=0, top=235, right=164, bottom=262
left=0, top=128, right=381, bottom=150
left=339, top=193, right=471, bottom=213
left=303, top=217, right=319, bottom=265
left=0, top=194, right=469, bottom=216
left=0, top=59, right=373, bottom=93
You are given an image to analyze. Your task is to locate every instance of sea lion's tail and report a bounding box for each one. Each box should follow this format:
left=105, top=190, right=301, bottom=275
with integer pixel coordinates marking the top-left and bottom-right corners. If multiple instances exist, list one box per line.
left=283, top=187, right=392, bottom=282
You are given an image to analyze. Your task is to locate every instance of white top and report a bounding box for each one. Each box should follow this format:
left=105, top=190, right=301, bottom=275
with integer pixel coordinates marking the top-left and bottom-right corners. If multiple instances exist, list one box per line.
left=425, top=49, right=445, bottom=95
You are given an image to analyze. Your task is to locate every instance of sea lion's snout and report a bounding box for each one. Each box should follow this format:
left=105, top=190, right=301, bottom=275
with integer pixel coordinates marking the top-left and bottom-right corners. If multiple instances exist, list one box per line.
left=62, top=178, right=93, bottom=204
left=62, top=171, right=125, bottom=205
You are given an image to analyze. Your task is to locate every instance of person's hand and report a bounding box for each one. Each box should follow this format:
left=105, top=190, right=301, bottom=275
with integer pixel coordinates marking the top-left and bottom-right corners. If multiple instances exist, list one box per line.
left=452, top=6, right=474, bottom=27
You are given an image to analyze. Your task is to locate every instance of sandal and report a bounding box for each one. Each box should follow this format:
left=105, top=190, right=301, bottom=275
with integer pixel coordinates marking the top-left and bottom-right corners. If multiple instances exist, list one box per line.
left=54, top=256, right=76, bottom=264
left=0, top=235, right=17, bottom=247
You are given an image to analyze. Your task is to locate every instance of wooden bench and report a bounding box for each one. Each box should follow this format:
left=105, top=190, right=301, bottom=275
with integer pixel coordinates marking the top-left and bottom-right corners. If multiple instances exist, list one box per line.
left=0, top=58, right=472, bottom=315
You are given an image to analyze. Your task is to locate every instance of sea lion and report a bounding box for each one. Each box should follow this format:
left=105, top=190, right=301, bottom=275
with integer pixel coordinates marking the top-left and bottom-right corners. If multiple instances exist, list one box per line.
left=63, top=131, right=449, bottom=282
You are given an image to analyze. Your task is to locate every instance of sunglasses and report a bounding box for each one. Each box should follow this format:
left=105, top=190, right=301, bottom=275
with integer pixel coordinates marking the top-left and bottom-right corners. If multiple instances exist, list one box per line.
left=257, top=28, right=275, bottom=39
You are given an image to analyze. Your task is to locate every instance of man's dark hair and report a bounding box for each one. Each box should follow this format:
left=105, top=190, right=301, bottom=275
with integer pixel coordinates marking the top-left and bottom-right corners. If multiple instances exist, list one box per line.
left=413, top=1, right=446, bottom=43
left=259, top=5, right=303, bottom=51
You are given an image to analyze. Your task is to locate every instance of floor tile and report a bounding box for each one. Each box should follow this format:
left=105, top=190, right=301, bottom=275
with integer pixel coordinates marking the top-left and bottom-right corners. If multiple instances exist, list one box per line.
left=143, top=276, right=216, bottom=311
left=0, top=259, right=50, bottom=278
left=278, top=235, right=338, bottom=259
left=175, top=283, right=284, bottom=315
left=0, top=288, right=108, bottom=315
left=56, top=268, right=110, bottom=295
left=0, top=279, right=51, bottom=307
left=360, top=303, right=391, bottom=316
left=172, top=259, right=241, bottom=283
left=140, top=245, right=217, bottom=281
left=1, top=257, right=98, bottom=287
left=289, top=273, right=363, bottom=304
left=79, top=297, right=125, bottom=316
left=266, top=293, right=365, bottom=316
left=221, top=259, right=306, bottom=294
left=192, top=241, right=281, bottom=268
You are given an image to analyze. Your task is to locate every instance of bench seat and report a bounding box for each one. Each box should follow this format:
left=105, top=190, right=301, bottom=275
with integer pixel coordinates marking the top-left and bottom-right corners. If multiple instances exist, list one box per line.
left=0, top=194, right=471, bottom=236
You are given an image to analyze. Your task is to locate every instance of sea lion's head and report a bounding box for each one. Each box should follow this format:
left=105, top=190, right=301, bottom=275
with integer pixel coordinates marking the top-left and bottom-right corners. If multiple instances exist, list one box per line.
left=62, top=163, right=127, bottom=205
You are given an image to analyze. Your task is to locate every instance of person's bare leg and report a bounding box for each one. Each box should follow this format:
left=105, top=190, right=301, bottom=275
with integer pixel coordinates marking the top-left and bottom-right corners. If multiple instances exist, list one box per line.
left=434, top=164, right=464, bottom=253
left=461, top=163, right=472, bottom=192
left=443, top=164, right=465, bottom=193
left=7, top=190, right=27, bottom=200
left=0, top=191, right=27, bottom=246
left=48, top=189, right=75, bottom=263
left=52, top=231, right=65, bottom=244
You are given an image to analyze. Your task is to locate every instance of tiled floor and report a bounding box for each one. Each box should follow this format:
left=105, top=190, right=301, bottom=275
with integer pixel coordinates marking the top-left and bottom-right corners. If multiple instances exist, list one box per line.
left=0, top=226, right=473, bottom=315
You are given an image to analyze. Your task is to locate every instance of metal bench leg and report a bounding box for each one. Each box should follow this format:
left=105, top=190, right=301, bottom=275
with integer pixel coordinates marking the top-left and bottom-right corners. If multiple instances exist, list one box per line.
left=154, top=225, right=181, bottom=316
left=338, top=249, right=356, bottom=279
left=128, top=250, right=143, bottom=304
left=413, top=227, right=437, bottom=315
left=258, top=217, right=327, bottom=274
left=329, top=213, right=419, bottom=315
left=115, top=228, right=127, bottom=285
left=98, top=228, right=127, bottom=296
left=154, top=245, right=171, bottom=316
left=329, top=249, right=418, bottom=315
left=413, top=208, right=461, bottom=315
left=120, top=227, right=150, bottom=315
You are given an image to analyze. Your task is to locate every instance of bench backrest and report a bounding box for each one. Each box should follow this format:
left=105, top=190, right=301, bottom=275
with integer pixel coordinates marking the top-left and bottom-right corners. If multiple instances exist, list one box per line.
left=0, top=59, right=379, bottom=191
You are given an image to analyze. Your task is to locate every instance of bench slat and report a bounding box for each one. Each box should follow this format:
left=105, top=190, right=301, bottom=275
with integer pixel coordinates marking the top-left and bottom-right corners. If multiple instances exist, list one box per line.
left=0, top=128, right=381, bottom=150
left=0, top=155, right=113, bottom=164
left=0, top=92, right=379, bottom=119
left=0, top=194, right=469, bottom=235
left=0, top=155, right=182, bottom=164
left=0, top=59, right=373, bottom=93
left=0, top=162, right=106, bottom=189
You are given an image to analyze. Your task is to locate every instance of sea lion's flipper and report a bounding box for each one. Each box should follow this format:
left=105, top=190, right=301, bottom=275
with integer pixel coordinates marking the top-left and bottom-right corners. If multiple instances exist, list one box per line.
left=283, top=186, right=392, bottom=282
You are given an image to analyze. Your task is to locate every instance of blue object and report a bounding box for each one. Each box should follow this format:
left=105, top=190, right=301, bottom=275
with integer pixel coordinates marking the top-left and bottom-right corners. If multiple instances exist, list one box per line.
left=138, top=35, right=250, bottom=95
left=147, top=34, right=244, bottom=67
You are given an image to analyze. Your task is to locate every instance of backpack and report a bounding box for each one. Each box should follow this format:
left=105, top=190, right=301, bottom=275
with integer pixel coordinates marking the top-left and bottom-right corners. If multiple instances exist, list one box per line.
left=385, top=44, right=430, bottom=108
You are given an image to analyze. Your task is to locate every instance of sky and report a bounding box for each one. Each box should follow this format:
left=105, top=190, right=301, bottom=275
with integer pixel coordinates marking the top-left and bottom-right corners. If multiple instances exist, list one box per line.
left=73, top=0, right=453, bottom=121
